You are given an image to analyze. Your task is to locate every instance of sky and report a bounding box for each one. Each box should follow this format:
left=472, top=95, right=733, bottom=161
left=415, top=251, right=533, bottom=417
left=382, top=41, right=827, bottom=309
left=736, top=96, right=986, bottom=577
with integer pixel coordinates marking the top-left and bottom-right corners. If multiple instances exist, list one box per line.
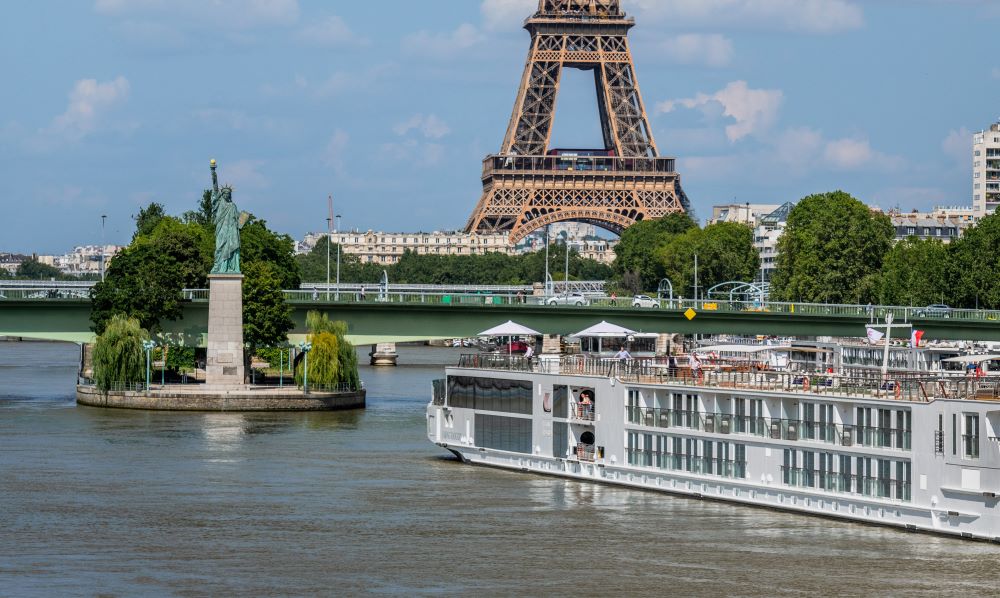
left=1, top=0, right=998, bottom=253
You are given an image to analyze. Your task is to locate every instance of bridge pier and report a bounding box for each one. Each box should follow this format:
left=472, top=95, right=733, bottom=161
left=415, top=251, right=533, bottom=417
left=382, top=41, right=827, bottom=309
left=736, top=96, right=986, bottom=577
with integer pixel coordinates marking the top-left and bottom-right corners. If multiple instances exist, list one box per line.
left=369, top=342, right=398, bottom=366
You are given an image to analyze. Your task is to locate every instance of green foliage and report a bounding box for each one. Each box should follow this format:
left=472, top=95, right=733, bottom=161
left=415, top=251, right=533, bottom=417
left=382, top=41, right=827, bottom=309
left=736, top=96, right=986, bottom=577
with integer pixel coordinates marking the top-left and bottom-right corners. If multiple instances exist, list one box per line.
left=948, top=211, right=1000, bottom=309
left=877, top=238, right=950, bottom=306
left=92, top=314, right=148, bottom=391
left=296, top=238, right=612, bottom=287
left=658, top=222, right=759, bottom=298
left=133, top=202, right=166, bottom=241
left=90, top=217, right=212, bottom=334
left=613, top=214, right=697, bottom=290
left=770, top=191, right=893, bottom=304
left=241, top=216, right=301, bottom=290
left=297, top=311, right=359, bottom=389
left=243, top=260, right=294, bottom=354
left=15, top=258, right=63, bottom=280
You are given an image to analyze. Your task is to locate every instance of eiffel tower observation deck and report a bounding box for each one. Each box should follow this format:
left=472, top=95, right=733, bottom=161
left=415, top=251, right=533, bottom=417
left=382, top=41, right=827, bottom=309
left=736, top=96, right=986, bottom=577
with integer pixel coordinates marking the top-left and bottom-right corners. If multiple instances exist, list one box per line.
left=465, top=0, right=690, bottom=244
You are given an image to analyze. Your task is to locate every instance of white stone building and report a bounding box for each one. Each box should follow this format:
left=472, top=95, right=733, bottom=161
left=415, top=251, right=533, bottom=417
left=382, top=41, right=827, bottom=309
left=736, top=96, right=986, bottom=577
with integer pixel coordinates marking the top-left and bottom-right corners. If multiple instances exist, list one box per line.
left=973, top=121, right=1000, bottom=216
left=301, top=230, right=514, bottom=265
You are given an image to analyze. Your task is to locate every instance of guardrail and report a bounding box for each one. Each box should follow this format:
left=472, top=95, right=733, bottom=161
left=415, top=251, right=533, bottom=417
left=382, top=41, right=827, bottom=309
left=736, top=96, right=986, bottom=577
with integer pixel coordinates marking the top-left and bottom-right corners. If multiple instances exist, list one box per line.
left=6, top=284, right=1000, bottom=324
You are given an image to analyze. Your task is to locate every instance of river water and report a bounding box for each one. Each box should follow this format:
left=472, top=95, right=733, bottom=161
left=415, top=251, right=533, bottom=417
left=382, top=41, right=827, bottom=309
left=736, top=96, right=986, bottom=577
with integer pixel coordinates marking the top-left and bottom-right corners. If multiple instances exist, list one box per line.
left=0, top=342, right=996, bottom=596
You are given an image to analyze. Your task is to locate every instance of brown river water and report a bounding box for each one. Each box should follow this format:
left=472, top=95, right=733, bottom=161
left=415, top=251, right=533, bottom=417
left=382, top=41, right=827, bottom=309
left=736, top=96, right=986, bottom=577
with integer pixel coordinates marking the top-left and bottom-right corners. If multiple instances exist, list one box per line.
left=0, top=342, right=997, bottom=596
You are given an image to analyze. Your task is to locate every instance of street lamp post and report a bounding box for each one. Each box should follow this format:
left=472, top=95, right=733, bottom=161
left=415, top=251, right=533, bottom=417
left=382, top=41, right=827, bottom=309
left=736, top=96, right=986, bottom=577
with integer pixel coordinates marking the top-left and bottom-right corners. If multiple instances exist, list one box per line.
left=563, top=232, right=569, bottom=300
left=544, top=225, right=550, bottom=297
left=326, top=215, right=332, bottom=301
left=142, top=339, right=155, bottom=393
left=335, top=214, right=342, bottom=300
left=298, top=341, right=312, bottom=393
left=100, top=214, right=107, bottom=282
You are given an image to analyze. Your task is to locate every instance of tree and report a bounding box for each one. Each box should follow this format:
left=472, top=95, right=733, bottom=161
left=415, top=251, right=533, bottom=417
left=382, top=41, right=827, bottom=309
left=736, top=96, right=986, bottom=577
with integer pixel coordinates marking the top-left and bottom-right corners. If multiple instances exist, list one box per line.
left=133, top=202, right=166, bottom=241
left=92, top=314, right=148, bottom=392
left=240, top=216, right=301, bottom=290
left=658, top=222, right=759, bottom=298
left=877, top=238, right=950, bottom=306
left=949, top=211, right=1000, bottom=308
left=613, top=213, right=696, bottom=290
left=15, top=258, right=63, bottom=280
left=90, top=217, right=212, bottom=334
left=242, top=260, right=294, bottom=366
left=296, top=311, right=360, bottom=389
left=770, top=191, right=893, bottom=304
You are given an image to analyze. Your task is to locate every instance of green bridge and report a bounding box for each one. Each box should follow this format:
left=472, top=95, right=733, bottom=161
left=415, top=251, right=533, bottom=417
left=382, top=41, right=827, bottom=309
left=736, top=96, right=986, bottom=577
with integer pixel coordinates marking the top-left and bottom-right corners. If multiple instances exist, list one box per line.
left=2, top=289, right=1000, bottom=345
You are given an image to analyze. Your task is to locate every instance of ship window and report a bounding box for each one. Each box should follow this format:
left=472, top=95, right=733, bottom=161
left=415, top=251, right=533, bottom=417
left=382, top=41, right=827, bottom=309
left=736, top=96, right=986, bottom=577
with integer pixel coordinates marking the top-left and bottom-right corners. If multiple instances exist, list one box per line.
left=964, top=413, right=980, bottom=459
left=474, top=414, right=532, bottom=454
left=447, top=376, right=532, bottom=414
left=553, top=385, right=568, bottom=418
left=553, top=421, right=568, bottom=458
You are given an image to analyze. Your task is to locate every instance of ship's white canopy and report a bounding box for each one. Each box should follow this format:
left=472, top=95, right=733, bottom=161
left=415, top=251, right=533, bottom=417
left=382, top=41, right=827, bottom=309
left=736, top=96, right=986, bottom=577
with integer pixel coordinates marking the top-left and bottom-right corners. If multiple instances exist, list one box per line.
left=570, top=321, right=638, bottom=338
left=942, top=354, right=1000, bottom=364
left=477, top=320, right=541, bottom=337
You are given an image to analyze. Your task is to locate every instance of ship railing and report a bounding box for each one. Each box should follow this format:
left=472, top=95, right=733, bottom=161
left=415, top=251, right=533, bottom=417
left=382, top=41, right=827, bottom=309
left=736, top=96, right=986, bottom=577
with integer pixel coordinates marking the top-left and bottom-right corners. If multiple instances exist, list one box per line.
left=781, top=467, right=911, bottom=502
left=576, top=443, right=596, bottom=462
left=571, top=401, right=595, bottom=421
left=625, top=407, right=912, bottom=450
left=455, top=354, right=1000, bottom=401
left=625, top=448, right=747, bottom=479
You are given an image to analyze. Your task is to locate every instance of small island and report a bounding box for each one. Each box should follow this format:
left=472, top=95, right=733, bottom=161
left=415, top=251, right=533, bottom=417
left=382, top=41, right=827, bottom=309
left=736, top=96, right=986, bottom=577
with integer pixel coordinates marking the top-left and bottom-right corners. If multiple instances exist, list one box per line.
left=76, top=160, right=365, bottom=412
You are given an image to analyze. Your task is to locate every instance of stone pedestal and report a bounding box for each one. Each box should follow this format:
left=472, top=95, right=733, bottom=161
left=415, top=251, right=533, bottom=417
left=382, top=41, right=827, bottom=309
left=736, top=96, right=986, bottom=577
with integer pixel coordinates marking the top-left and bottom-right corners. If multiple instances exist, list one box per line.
left=206, top=274, right=245, bottom=385
left=542, top=334, right=562, bottom=354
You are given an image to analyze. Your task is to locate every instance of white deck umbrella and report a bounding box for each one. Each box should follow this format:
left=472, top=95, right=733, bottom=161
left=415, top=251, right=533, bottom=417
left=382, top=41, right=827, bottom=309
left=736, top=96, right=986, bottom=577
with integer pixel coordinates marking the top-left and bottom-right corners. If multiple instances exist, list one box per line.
left=478, top=320, right=542, bottom=357
left=570, top=321, right=638, bottom=354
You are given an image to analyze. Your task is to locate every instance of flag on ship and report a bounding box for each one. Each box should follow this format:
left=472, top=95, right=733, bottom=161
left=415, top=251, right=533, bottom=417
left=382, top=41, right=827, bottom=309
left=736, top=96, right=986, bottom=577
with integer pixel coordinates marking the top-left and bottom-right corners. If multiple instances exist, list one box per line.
left=911, top=329, right=924, bottom=348
left=866, top=326, right=884, bottom=344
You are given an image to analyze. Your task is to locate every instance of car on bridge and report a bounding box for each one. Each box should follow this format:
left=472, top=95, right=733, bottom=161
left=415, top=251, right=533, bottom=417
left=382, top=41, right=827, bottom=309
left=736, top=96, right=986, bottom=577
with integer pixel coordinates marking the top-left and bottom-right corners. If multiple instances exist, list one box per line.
left=916, top=304, right=952, bottom=318
left=546, top=293, right=590, bottom=306
left=631, top=294, right=660, bottom=308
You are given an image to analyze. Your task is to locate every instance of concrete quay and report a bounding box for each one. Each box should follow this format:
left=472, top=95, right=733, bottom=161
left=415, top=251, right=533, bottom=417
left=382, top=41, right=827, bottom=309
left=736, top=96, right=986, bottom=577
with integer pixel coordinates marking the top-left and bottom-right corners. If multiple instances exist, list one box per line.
left=76, top=384, right=366, bottom=412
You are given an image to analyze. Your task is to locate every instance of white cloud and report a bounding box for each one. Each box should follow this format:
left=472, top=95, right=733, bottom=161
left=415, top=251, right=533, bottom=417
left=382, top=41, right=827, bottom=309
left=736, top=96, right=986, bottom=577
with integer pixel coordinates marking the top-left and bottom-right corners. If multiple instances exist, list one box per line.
left=394, top=114, right=451, bottom=139
left=657, top=81, right=784, bottom=142
left=401, top=23, right=485, bottom=58
left=94, top=0, right=300, bottom=29
left=823, top=136, right=903, bottom=171
left=630, top=0, right=864, bottom=34
left=480, top=0, right=536, bottom=31
left=41, top=76, right=130, bottom=144
left=773, top=126, right=825, bottom=169
left=659, top=34, right=734, bottom=68
left=296, top=15, right=365, bottom=47
left=323, top=130, right=350, bottom=174
left=871, top=186, right=951, bottom=211
left=942, top=127, right=972, bottom=164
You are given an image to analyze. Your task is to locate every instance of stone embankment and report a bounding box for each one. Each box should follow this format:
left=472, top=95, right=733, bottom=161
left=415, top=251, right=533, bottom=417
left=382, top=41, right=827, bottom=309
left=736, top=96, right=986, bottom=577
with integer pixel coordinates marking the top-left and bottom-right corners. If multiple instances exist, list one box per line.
left=76, top=384, right=365, bottom=412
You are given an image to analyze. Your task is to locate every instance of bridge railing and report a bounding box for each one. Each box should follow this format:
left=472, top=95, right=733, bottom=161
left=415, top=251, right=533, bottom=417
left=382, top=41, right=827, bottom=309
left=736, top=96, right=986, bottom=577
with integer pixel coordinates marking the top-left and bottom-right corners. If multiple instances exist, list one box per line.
left=5, top=284, right=1000, bottom=324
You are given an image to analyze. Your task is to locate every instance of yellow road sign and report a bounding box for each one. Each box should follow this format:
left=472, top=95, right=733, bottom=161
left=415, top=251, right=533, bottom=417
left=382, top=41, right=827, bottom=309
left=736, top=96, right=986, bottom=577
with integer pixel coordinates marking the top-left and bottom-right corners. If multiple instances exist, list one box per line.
left=684, top=308, right=697, bottom=320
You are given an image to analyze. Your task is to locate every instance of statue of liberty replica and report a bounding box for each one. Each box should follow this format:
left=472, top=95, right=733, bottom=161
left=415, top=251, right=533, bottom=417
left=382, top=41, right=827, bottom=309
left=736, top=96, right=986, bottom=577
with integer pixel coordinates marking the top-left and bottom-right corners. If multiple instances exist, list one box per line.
left=205, top=159, right=248, bottom=385
left=210, top=159, right=248, bottom=273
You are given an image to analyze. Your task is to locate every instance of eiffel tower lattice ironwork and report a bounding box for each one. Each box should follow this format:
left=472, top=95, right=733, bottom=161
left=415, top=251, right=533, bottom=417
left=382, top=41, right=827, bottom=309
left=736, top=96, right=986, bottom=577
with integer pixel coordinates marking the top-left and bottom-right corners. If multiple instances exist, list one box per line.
left=465, top=0, right=691, bottom=243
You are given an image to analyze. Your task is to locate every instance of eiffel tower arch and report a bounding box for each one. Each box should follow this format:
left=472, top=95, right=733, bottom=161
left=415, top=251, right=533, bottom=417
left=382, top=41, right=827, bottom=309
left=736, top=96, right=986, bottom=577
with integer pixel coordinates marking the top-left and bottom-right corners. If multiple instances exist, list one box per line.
left=465, top=0, right=691, bottom=244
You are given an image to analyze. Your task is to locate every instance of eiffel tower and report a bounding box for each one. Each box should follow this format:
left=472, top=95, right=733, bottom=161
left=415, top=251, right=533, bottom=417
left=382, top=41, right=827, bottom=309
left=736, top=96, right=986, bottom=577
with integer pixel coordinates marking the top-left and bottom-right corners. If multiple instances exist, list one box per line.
left=465, top=0, right=690, bottom=243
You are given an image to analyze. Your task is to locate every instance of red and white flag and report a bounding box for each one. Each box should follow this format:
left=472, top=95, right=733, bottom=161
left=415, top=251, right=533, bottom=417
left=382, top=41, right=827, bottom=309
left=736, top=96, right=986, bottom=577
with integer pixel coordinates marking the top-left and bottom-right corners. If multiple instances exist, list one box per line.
left=866, top=326, right=884, bottom=344
left=911, top=329, right=924, bottom=348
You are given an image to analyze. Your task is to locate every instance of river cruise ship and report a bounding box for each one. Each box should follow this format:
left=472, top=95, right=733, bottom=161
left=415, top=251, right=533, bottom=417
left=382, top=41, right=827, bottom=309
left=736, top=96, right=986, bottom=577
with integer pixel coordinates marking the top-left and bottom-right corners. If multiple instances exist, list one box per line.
left=427, top=353, right=1000, bottom=541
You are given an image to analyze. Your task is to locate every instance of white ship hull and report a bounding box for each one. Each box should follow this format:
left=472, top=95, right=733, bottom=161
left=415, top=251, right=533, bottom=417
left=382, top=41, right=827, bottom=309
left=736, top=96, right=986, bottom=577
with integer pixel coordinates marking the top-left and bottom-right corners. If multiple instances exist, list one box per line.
left=427, top=358, right=1000, bottom=541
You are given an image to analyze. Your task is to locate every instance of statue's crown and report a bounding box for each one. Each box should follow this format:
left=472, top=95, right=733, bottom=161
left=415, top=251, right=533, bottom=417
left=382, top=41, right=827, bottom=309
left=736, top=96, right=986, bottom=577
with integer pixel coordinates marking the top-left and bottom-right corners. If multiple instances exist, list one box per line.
left=221, top=184, right=234, bottom=193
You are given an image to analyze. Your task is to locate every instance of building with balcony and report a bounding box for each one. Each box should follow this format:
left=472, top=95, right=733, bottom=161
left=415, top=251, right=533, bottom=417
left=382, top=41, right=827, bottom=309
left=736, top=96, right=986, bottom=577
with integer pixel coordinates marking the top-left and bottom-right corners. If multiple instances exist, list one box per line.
left=973, top=121, right=1000, bottom=216
left=709, top=203, right=782, bottom=226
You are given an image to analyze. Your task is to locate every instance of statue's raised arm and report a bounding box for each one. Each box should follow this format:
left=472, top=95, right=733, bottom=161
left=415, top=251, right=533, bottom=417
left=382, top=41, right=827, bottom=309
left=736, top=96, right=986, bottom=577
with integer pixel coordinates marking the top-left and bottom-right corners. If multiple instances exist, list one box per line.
left=208, top=159, right=242, bottom=274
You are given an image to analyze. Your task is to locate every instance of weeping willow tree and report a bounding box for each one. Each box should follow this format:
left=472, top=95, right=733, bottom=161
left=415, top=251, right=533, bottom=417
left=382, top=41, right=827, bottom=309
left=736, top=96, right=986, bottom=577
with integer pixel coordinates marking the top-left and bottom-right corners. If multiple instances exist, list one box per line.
left=296, top=311, right=360, bottom=389
left=92, top=314, right=149, bottom=392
